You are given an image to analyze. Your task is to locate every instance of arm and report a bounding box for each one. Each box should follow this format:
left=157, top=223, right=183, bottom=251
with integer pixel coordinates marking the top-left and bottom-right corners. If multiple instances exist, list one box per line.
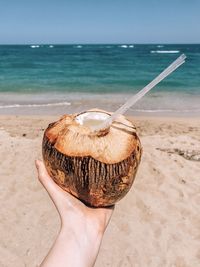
left=35, top=160, right=114, bottom=267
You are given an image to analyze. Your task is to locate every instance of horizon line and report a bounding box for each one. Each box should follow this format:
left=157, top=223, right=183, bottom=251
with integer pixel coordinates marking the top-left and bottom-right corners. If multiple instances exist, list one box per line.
left=0, top=42, right=199, bottom=45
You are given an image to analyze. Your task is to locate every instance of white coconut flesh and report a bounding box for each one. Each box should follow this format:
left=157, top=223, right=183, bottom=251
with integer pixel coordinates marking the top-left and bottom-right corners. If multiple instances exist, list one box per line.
left=75, top=111, right=110, bottom=130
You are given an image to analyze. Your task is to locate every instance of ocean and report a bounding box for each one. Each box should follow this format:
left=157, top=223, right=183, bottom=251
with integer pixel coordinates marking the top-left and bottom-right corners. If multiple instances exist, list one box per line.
left=0, top=44, right=199, bottom=116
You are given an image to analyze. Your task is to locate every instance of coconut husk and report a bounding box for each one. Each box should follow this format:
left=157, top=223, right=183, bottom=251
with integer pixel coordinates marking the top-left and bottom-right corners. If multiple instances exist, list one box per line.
left=42, top=109, right=142, bottom=207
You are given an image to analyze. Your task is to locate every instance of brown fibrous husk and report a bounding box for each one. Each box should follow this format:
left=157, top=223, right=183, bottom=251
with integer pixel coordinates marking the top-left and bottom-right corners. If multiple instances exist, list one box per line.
left=42, top=109, right=142, bottom=207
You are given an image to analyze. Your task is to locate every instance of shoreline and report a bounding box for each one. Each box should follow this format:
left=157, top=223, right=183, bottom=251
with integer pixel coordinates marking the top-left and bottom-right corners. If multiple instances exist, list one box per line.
left=0, top=91, right=200, bottom=117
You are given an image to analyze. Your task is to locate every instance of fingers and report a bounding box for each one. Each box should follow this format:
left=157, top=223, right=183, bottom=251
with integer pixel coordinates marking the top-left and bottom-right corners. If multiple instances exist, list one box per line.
left=86, top=205, right=114, bottom=235
left=102, top=205, right=115, bottom=221
left=105, top=205, right=115, bottom=223
left=35, top=159, right=85, bottom=211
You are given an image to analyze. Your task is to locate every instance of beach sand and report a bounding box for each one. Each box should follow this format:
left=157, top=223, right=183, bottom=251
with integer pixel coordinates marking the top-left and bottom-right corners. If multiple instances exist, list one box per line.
left=0, top=115, right=200, bottom=267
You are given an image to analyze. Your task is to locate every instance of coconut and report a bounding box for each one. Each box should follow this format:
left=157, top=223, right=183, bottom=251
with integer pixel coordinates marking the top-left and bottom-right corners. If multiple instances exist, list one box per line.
left=42, top=109, right=142, bottom=207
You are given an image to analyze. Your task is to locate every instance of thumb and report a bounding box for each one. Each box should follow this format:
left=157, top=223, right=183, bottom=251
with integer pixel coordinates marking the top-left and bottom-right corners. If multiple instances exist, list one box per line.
left=35, top=159, right=60, bottom=197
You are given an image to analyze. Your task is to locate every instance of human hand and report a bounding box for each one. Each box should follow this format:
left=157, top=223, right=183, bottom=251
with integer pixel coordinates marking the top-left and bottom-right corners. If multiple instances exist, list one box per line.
left=35, top=159, right=114, bottom=267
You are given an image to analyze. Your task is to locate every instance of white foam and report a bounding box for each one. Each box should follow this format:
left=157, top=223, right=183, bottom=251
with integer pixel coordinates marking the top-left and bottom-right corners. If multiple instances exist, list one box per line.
left=151, top=50, right=180, bottom=54
left=30, top=45, right=40, bottom=48
left=49, top=45, right=54, bottom=48
left=120, top=45, right=128, bottom=48
left=132, top=108, right=200, bottom=113
left=129, top=45, right=134, bottom=48
left=0, top=102, right=71, bottom=109
left=157, top=45, right=164, bottom=48
left=76, top=45, right=82, bottom=48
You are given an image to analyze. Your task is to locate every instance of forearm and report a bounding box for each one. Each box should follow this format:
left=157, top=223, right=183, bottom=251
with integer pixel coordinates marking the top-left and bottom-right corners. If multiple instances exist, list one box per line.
left=40, top=227, right=103, bottom=267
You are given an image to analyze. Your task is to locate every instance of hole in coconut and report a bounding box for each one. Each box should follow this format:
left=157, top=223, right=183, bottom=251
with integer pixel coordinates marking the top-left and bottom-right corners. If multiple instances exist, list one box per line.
left=75, top=111, right=110, bottom=129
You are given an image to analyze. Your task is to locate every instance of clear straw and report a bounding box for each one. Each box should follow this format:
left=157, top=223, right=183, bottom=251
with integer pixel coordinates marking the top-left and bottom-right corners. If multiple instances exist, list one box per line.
left=94, top=53, right=186, bottom=131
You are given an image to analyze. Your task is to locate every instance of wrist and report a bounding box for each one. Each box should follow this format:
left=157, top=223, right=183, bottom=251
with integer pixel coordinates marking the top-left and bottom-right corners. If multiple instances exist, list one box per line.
left=59, top=225, right=103, bottom=267
left=59, top=223, right=103, bottom=245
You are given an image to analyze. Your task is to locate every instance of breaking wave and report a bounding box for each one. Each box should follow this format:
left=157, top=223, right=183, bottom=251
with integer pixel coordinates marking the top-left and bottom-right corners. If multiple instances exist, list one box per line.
left=30, top=45, right=40, bottom=48
left=151, top=50, right=180, bottom=54
left=0, top=102, right=71, bottom=109
left=120, top=45, right=128, bottom=48
left=132, top=108, right=200, bottom=113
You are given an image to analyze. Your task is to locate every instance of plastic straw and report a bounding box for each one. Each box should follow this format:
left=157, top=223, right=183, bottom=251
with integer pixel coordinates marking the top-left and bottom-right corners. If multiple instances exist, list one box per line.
left=94, top=53, right=186, bottom=131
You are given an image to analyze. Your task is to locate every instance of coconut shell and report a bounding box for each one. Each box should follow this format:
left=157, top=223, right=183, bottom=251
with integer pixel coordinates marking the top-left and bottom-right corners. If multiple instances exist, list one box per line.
left=42, top=109, right=142, bottom=207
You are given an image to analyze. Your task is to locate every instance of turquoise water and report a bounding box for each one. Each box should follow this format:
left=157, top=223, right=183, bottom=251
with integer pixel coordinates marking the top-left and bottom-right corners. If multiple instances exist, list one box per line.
left=0, top=44, right=199, bottom=93
left=0, top=44, right=199, bottom=115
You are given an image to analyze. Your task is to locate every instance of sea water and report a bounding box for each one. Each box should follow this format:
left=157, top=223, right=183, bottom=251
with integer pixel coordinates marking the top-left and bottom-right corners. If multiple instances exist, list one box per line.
left=0, top=44, right=199, bottom=115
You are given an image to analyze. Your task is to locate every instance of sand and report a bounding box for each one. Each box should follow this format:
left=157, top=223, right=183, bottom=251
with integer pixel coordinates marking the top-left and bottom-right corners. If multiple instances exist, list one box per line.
left=0, top=115, right=200, bottom=267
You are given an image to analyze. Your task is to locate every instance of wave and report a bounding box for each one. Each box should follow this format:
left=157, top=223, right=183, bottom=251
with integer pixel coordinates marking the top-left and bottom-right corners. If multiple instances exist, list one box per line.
left=120, top=45, right=128, bottom=48
left=0, top=102, right=71, bottom=109
left=76, top=45, right=82, bottom=48
left=151, top=50, right=180, bottom=54
left=49, top=45, right=54, bottom=48
left=119, top=45, right=134, bottom=48
left=30, top=45, right=40, bottom=48
left=133, top=108, right=200, bottom=113
left=157, top=45, right=164, bottom=48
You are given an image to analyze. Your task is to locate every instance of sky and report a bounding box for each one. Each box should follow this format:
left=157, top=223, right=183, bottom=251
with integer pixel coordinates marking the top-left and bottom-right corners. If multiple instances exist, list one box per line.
left=0, top=0, right=199, bottom=44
